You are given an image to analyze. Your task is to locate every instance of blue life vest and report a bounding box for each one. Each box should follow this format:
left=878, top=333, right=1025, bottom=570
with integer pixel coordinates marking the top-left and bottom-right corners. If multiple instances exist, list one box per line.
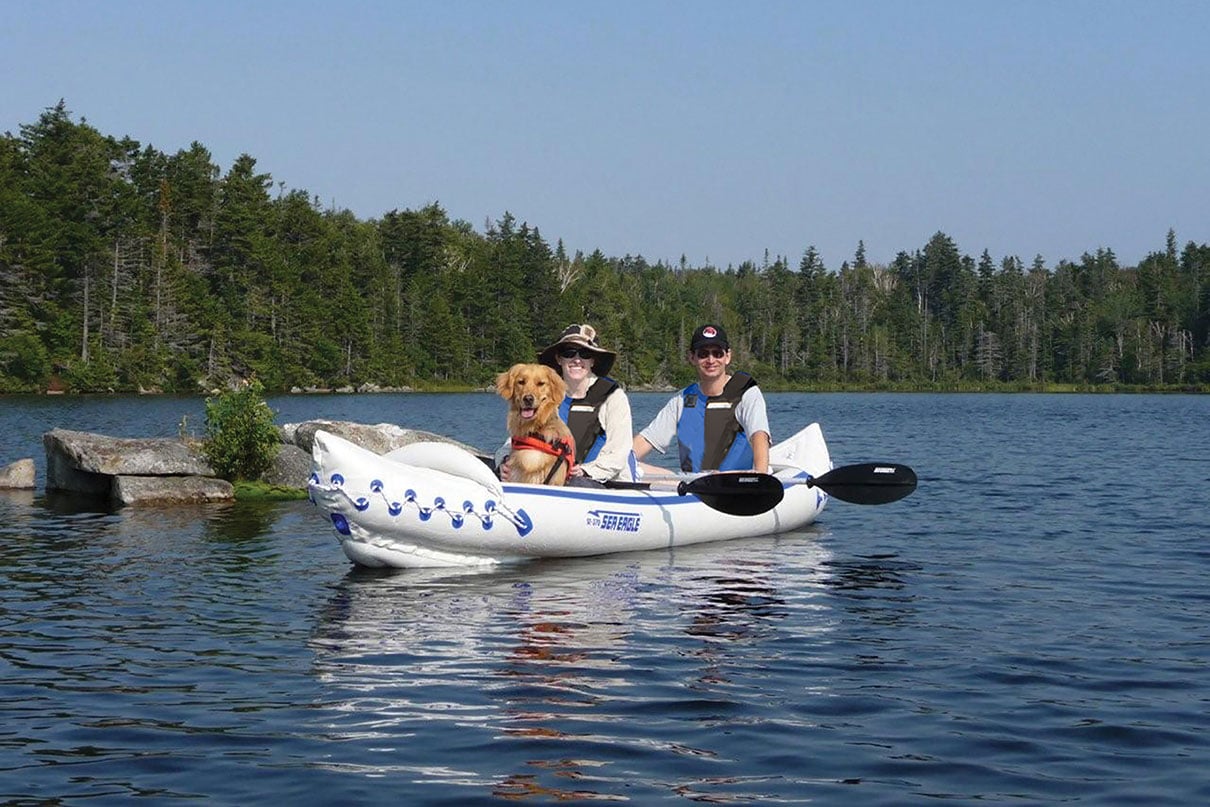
left=676, top=373, right=758, bottom=472
left=558, top=377, right=618, bottom=464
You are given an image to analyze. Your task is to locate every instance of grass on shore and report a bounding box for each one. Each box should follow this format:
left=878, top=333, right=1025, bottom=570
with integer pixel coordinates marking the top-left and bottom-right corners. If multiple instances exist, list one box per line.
left=233, top=481, right=309, bottom=501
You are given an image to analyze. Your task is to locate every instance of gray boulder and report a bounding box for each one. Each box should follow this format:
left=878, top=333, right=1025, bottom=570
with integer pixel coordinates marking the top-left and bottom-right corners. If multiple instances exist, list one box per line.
left=0, top=458, right=35, bottom=489
left=260, top=443, right=313, bottom=488
left=288, top=420, right=484, bottom=457
left=268, top=422, right=488, bottom=490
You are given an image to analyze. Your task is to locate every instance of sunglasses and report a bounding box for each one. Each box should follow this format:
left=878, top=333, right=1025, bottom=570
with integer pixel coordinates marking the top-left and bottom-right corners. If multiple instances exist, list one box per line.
left=558, top=347, right=597, bottom=360
left=694, top=348, right=727, bottom=359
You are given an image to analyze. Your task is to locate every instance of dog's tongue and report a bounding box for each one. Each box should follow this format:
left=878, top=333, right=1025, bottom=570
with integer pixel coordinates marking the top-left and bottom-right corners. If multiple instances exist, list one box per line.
left=520, top=407, right=537, bottom=420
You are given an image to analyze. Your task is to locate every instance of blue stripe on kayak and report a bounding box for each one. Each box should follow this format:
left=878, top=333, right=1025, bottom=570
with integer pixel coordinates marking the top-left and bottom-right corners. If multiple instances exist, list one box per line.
left=500, top=482, right=793, bottom=506
left=502, top=475, right=798, bottom=506
left=501, top=485, right=693, bottom=507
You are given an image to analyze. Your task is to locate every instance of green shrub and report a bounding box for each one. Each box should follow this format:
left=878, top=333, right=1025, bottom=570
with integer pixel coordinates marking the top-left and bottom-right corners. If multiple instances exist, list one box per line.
left=203, top=380, right=280, bottom=481
left=0, top=332, right=50, bottom=388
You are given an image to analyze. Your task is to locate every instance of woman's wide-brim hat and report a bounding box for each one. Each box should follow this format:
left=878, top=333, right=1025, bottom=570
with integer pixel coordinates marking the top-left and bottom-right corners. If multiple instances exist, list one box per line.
left=537, top=324, right=617, bottom=377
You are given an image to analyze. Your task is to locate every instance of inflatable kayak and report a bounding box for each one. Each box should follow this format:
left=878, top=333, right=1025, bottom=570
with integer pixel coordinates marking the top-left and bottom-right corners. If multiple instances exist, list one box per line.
left=308, top=423, right=837, bottom=568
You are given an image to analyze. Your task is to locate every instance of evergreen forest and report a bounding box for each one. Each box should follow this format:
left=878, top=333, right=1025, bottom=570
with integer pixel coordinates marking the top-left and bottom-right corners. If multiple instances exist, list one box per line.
left=2, top=102, right=1208, bottom=395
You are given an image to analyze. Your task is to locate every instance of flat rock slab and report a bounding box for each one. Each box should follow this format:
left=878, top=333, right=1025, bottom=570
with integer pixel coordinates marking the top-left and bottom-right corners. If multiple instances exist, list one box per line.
left=44, top=428, right=215, bottom=497
left=112, top=475, right=234, bottom=506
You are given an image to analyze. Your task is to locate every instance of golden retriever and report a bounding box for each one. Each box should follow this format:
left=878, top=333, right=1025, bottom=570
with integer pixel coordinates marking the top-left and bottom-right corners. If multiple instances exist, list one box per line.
left=495, top=363, right=574, bottom=486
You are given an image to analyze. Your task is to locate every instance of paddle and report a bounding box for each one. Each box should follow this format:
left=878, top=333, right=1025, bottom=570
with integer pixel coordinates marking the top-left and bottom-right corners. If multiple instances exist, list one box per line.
left=675, top=462, right=917, bottom=516
left=799, top=462, right=918, bottom=505
left=676, top=472, right=786, bottom=516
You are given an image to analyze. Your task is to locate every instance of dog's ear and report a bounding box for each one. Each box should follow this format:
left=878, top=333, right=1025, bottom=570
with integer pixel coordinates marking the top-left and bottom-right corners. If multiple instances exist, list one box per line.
left=495, top=365, right=521, bottom=398
left=544, top=365, right=567, bottom=400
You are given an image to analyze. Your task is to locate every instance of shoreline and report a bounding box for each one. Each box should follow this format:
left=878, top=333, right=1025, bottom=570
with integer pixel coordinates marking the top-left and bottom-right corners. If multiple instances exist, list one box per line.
left=2, top=382, right=1207, bottom=397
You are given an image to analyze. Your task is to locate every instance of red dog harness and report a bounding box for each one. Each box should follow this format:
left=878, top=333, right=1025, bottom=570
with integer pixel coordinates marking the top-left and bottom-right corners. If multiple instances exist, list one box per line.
left=510, top=434, right=576, bottom=484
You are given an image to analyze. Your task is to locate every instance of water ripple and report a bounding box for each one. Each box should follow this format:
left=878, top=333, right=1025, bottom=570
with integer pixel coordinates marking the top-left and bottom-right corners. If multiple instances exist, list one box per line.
left=3, top=393, right=1210, bottom=803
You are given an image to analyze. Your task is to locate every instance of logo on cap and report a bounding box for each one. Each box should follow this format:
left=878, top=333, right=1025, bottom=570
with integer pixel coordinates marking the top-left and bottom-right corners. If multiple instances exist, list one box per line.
left=701, top=326, right=718, bottom=339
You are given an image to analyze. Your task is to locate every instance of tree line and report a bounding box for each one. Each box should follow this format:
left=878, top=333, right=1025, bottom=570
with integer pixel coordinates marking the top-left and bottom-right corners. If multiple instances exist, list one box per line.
left=2, top=102, right=1208, bottom=395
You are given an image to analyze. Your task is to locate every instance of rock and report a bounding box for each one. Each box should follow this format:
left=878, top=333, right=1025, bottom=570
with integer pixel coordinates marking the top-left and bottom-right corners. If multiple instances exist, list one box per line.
left=43, top=428, right=227, bottom=505
left=112, top=475, right=234, bottom=506
left=289, top=420, right=406, bottom=454
left=260, top=443, right=312, bottom=488
left=288, top=420, right=484, bottom=457
left=44, top=429, right=213, bottom=483
left=264, top=423, right=487, bottom=490
left=0, top=458, right=36, bottom=489
left=279, top=422, right=299, bottom=446
left=38, top=421, right=488, bottom=505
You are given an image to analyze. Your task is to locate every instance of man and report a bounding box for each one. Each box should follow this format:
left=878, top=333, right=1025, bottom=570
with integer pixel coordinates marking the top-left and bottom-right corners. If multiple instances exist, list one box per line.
left=633, top=324, right=770, bottom=475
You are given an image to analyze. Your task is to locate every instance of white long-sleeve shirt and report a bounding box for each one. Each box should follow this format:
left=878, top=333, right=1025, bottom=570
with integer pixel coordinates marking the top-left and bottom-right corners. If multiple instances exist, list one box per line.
left=577, top=383, right=635, bottom=482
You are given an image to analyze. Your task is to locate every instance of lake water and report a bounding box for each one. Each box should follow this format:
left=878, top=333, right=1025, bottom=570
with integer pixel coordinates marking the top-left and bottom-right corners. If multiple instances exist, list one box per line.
left=2, top=392, right=1208, bottom=804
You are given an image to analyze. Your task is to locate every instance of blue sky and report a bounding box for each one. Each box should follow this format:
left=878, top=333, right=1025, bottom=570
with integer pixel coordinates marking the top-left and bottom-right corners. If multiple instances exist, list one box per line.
left=3, top=0, right=1207, bottom=270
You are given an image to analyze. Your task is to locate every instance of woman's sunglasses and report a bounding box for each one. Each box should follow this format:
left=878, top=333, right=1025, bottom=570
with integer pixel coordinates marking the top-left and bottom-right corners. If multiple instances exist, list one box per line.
left=694, top=348, right=727, bottom=359
left=558, top=347, right=597, bottom=360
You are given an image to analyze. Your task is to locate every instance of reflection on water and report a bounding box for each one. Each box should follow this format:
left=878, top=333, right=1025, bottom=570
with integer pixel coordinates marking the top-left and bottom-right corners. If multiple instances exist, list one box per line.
left=823, top=553, right=921, bottom=592
left=308, top=533, right=836, bottom=798
left=202, top=501, right=286, bottom=542
left=34, top=491, right=289, bottom=542
left=683, top=566, right=788, bottom=642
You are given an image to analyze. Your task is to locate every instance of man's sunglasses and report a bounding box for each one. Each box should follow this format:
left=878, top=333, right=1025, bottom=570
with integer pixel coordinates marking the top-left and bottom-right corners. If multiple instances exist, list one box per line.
left=694, top=348, right=727, bottom=359
left=558, top=347, right=597, bottom=360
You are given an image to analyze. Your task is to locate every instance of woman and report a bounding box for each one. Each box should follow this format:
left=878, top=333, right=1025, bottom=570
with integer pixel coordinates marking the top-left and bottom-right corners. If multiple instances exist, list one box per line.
left=498, top=324, right=636, bottom=485
left=537, top=324, right=636, bottom=485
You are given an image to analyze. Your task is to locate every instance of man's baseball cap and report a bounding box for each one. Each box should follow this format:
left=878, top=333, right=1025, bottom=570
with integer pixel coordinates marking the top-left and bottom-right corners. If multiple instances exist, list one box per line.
left=690, top=324, right=729, bottom=351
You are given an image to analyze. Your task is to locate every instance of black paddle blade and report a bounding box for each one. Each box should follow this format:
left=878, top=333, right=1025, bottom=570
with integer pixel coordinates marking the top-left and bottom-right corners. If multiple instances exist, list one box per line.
left=678, top=472, right=786, bottom=516
left=810, top=462, right=917, bottom=505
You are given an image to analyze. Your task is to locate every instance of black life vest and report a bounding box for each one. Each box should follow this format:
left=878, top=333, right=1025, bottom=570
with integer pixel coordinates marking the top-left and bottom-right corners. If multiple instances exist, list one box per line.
left=679, top=372, right=758, bottom=472
left=563, top=377, right=619, bottom=464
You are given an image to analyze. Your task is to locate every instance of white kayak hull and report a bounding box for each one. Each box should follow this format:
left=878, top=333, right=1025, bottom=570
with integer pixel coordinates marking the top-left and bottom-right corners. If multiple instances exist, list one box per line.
left=308, top=423, right=833, bottom=568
